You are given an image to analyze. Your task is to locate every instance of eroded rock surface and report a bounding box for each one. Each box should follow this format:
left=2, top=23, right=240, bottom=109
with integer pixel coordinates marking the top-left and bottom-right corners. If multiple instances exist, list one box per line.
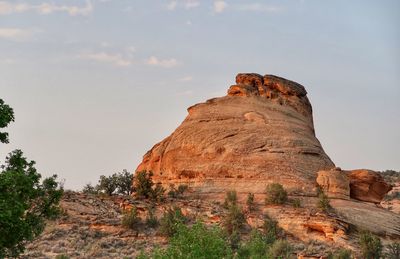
left=137, top=73, right=334, bottom=194
left=316, top=168, right=350, bottom=199
left=348, top=169, right=392, bottom=203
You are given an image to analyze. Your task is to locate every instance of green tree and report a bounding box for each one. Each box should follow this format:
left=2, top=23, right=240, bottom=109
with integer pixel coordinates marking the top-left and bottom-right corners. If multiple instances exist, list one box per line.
left=116, top=169, right=133, bottom=195
left=134, top=171, right=155, bottom=198
left=0, top=98, right=15, bottom=144
left=0, top=150, right=63, bottom=257
left=97, top=174, right=118, bottom=196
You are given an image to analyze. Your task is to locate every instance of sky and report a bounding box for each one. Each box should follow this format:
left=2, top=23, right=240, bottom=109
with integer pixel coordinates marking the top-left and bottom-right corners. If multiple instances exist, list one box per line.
left=0, top=0, right=399, bottom=190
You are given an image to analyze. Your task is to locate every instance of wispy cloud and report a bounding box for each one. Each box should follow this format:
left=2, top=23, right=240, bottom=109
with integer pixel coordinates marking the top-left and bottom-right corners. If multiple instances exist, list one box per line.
left=213, top=1, right=227, bottom=13
left=184, top=0, right=200, bottom=9
left=234, top=3, right=281, bottom=13
left=178, top=76, right=193, bottom=82
left=166, top=1, right=177, bottom=11
left=79, top=52, right=132, bottom=67
left=145, top=56, right=180, bottom=68
left=0, top=0, right=93, bottom=16
left=0, top=27, right=38, bottom=41
left=166, top=0, right=199, bottom=11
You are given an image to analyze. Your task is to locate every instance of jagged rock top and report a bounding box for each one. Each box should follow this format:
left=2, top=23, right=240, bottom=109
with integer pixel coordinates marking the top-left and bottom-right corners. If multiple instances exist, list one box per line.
left=229, top=73, right=307, bottom=97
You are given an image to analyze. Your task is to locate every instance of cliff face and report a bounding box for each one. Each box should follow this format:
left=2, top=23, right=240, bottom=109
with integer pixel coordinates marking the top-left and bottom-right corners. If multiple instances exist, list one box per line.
left=136, top=73, right=335, bottom=194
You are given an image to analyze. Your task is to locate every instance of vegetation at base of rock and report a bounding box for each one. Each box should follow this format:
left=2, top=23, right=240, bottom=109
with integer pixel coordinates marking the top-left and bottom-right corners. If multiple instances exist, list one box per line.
left=121, top=207, right=140, bottom=230
left=134, top=171, right=165, bottom=201
left=265, top=183, right=288, bottom=205
left=237, top=230, right=269, bottom=258
left=159, top=207, right=187, bottom=237
left=268, top=239, right=293, bottom=258
left=386, top=242, right=400, bottom=259
left=317, top=192, right=332, bottom=212
left=140, top=222, right=232, bottom=259
left=380, top=170, right=400, bottom=184
left=327, top=248, right=352, bottom=259
left=222, top=191, right=246, bottom=249
left=224, top=190, right=238, bottom=208
left=246, top=193, right=255, bottom=212
left=55, top=254, right=70, bottom=259
left=359, top=231, right=382, bottom=259
left=291, top=198, right=301, bottom=208
left=167, top=184, right=188, bottom=199
left=263, top=214, right=281, bottom=243
left=146, top=207, right=159, bottom=228
left=0, top=150, right=63, bottom=258
left=0, top=98, right=15, bottom=144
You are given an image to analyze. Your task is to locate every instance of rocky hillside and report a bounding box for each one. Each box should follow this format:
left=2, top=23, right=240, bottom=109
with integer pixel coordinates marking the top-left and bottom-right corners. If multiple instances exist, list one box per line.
left=23, top=187, right=400, bottom=258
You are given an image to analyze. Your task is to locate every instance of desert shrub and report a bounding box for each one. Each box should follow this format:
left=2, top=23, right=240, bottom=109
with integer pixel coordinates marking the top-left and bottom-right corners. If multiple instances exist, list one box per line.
left=159, top=207, right=187, bottom=237
left=168, top=184, right=178, bottom=198
left=265, top=183, right=288, bottom=205
left=317, top=192, right=332, bottom=212
left=133, top=171, right=154, bottom=198
left=82, top=183, right=98, bottom=194
left=122, top=207, right=140, bottom=230
left=177, top=184, right=188, bottom=195
left=263, top=214, right=280, bottom=243
left=146, top=207, right=159, bottom=228
left=327, top=249, right=352, bottom=259
left=145, top=222, right=232, bottom=259
left=97, top=174, right=118, bottom=196
left=134, top=171, right=165, bottom=201
left=150, top=183, right=165, bottom=202
left=237, top=229, right=269, bottom=258
left=268, top=239, right=293, bottom=259
left=55, top=255, right=70, bottom=259
left=384, top=191, right=400, bottom=201
left=116, top=169, right=134, bottom=195
left=246, top=193, right=255, bottom=212
left=386, top=242, right=400, bottom=259
left=291, top=198, right=301, bottom=208
left=224, top=190, right=238, bottom=208
left=359, top=231, right=382, bottom=259
left=223, top=204, right=246, bottom=249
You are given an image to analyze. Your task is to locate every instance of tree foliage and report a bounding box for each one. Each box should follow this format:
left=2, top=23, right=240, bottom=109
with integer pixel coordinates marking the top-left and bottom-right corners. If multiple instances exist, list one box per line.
left=0, top=150, right=63, bottom=257
left=265, top=183, right=288, bottom=205
left=0, top=98, right=15, bottom=144
left=359, top=231, right=382, bottom=259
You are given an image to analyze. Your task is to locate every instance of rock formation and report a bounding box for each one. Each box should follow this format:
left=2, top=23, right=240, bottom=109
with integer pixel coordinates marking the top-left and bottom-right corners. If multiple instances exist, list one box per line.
left=317, top=168, right=392, bottom=203
left=137, top=73, right=335, bottom=194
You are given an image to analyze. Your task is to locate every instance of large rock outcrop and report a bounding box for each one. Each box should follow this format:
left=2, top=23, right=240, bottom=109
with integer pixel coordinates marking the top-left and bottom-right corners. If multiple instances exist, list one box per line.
left=317, top=168, right=392, bottom=203
left=136, top=73, right=335, bottom=194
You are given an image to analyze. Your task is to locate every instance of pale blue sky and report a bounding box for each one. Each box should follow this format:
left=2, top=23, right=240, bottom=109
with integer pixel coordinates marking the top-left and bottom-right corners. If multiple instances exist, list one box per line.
left=1, top=0, right=399, bottom=189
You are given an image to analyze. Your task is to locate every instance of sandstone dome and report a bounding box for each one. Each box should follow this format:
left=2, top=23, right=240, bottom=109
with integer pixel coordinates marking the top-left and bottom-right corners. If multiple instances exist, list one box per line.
left=136, top=73, right=335, bottom=194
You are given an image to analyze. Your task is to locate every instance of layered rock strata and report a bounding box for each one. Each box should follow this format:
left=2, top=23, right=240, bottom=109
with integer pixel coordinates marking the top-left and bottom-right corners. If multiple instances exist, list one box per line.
left=137, top=73, right=335, bottom=194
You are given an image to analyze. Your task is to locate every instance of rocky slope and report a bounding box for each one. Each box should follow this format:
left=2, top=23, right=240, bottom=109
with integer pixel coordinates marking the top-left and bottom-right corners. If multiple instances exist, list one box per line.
left=137, top=73, right=334, bottom=195
left=135, top=73, right=399, bottom=250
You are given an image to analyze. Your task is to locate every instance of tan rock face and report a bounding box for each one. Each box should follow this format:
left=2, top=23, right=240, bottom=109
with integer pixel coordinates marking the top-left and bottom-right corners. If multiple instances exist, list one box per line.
left=136, top=73, right=335, bottom=194
left=316, top=169, right=350, bottom=199
left=348, top=169, right=392, bottom=203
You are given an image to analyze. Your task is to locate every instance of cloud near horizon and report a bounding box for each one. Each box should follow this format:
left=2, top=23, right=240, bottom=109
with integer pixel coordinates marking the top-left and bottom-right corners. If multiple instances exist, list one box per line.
left=145, top=56, right=180, bottom=68
left=0, top=0, right=93, bottom=16
left=78, top=51, right=132, bottom=67
left=213, top=1, right=228, bottom=13
left=0, top=27, right=39, bottom=41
